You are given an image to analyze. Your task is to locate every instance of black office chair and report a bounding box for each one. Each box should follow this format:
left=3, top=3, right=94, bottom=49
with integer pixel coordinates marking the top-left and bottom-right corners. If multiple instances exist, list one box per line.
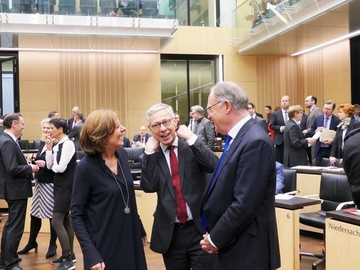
left=299, top=173, right=354, bottom=270
left=32, top=140, right=42, bottom=150
left=124, top=147, right=144, bottom=181
left=282, top=168, right=297, bottom=194
left=18, top=139, right=29, bottom=150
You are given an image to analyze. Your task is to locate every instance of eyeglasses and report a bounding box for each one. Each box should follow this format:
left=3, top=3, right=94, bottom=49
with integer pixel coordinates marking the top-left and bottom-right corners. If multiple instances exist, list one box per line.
left=150, top=118, right=173, bottom=130
left=206, top=101, right=222, bottom=113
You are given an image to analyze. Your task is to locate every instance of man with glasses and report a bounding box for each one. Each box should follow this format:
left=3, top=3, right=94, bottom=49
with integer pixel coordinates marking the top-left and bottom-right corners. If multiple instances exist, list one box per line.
left=191, top=105, right=216, bottom=150
left=141, top=103, right=218, bottom=270
left=0, top=113, right=39, bottom=270
left=200, top=81, right=280, bottom=270
left=309, top=100, right=341, bottom=166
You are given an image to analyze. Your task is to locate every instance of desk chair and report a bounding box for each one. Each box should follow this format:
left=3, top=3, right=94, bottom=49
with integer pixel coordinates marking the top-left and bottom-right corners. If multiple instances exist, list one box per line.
left=124, top=147, right=144, bottom=181
left=18, top=139, right=29, bottom=150
left=282, top=168, right=297, bottom=193
left=299, top=173, right=353, bottom=270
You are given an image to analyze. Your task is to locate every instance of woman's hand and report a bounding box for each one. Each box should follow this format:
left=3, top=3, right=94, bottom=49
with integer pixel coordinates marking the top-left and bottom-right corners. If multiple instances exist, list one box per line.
left=90, top=262, right=105, bottom=270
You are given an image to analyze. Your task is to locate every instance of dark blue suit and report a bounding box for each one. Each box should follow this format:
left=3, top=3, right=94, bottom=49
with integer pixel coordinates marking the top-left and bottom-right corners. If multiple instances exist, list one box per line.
left=202, top=118, right=280, bottom=270
left=310, top=114, right=340, bottom=166
left=0, top=132, right=33, bottom=269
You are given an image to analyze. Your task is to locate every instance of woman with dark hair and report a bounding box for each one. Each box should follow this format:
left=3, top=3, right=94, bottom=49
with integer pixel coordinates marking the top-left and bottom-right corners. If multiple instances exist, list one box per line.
left=18, top=118, right=58, bottom=259
left=45, top=118, right=77, bottom=270
left=71, top=109, right=147, bottom=270
left=330, top=103, right=360, bottom=166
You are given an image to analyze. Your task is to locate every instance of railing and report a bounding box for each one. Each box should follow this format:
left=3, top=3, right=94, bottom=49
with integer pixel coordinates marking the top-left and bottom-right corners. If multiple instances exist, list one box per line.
left=229, top=0, right=351, bottom=53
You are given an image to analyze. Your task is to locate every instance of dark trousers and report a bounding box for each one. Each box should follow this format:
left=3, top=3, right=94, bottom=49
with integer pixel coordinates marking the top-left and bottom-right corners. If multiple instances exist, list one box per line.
left=162, top=223, right=218, bottom=270
left=315, top=147, right=331, bottom=166
left=275, top=143, right=284, bottom=164
left=0, top=199, right=27, bottom=269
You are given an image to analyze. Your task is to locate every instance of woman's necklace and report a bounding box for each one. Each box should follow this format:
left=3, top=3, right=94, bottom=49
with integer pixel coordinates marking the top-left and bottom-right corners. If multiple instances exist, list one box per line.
left=111, top=160, right=131, bottom=214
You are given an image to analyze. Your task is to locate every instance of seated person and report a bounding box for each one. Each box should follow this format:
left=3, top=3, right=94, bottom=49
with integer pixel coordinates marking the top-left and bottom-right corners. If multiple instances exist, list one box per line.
left=275, top=161, right=285, bottom=194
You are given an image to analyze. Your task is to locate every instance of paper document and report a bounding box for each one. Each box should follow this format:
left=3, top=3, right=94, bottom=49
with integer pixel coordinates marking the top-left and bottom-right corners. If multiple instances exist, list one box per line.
left=312, top=130, right=322, bottom=140
left=320, top=129, right=336, bottom=142
left=275, top=194, right=294, bottom=200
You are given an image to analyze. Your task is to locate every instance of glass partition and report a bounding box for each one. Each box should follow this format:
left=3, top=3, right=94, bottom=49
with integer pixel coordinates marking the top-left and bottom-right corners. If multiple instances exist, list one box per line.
left=0, top=0, right=218, bottom=24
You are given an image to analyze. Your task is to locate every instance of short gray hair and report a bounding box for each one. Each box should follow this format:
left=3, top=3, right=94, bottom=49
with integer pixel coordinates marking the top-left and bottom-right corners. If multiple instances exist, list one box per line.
left=146, top=103, right=174, bottom=123
left=191, top=105, right=205, bottom=115
left=210, top=81, right=248, bottom=111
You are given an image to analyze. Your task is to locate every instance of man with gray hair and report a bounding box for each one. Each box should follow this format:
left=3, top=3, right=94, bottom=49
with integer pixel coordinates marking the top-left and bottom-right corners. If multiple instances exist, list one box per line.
left=200, top=81, right=280, bottom=270
left=191, top=105, right=216, bottom=150
left=141, top=103, right=218, bottom=269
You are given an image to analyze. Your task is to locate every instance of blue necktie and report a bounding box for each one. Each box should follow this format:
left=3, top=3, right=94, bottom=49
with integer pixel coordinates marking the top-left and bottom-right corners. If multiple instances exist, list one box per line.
left=201, top=135, right=232, bottom=231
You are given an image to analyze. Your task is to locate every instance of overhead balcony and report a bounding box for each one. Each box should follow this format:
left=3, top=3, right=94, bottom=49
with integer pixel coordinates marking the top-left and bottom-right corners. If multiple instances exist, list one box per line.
left=229, top=0, right=355, bottom=55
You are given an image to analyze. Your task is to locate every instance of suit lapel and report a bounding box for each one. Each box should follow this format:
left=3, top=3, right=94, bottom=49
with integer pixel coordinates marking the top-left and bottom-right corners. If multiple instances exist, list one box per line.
left=157, top=149, right=176, bottom=200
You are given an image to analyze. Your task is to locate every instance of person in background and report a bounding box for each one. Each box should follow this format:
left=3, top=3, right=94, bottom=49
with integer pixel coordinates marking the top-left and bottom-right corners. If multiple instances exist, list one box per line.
left=18, top=118, right=58, bottom=259
left=67, top=112, right=84, bottom=151
left=248, top=102, right=267, bottom=132
left=67, top=106, right=80, bottom=133
left=191, top=105, right=216, bottom=150
left=173, top=112, right=180, bottom=131
left=275, top=161, right=285, bottom=194
left=132, top=126, right=151, bottom=148
left=141, top=103, right=218, bottom=270
left=329, top=103, right=360, bottom=166
left=303, top=95, right=323, bottom=165
left=353, top=103, right=360, bottom=122
left=71, top=109, right=147, bottom=270
left=0, top=113, right=39, bottom=270
left=265, top=105, right=275, bottom=140
left=270, top=95, right=290, bottom=163
left=123, top=136, right=132, bottom=147
left=45, top=118, right=77, bottom=270
left=200, top=81, right=280, bottom=270
left=309, top=100, right=341, bottom=166
left=48, top=111, right=60, bottom=118
left=283, top=105, right=316, bottom=167
left=343, top=127, right=360, bottom=208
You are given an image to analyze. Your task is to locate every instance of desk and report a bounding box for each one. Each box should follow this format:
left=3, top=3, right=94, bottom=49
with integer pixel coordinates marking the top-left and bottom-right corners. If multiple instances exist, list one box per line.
left=326, top=210, right=360, bottom=270
left=275, top=196, right=321, bottom=270
left=135, top=190, right=157, bottom=241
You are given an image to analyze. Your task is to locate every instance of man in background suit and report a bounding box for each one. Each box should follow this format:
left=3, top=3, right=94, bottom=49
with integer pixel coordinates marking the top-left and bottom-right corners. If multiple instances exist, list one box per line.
left=132, top=126, right=151, bottom=148
left=248, top=102, right=267, bottom=132
left=200, top=81, right=280, bottom=270
left=0, top=113, right=39, bottom=270
left=303, top=95, right=323, bottom=165
left=191, top=105, right=216, bottom=150
left=270, top=95, right=290, bottom=163
left=67, top=105, right=80, bottom=132
left=309, top=100, right=341, bottom=166
left=141, top=103, right=218, bottom=270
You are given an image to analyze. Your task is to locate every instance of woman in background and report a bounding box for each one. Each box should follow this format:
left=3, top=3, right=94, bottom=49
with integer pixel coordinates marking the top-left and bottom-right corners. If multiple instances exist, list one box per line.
left=45, top=118, right=77, bottom=270
left=18, top=118, right=58, bottom=259
left=330, top=103, right=360, bottom=165
left=71, top=109, right=147, bottom=270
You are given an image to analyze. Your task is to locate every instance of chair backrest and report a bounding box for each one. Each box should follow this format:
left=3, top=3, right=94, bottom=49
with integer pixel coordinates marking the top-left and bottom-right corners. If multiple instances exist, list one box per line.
left=18, top=139, right=29, bottom=150
left=124, top=147, right=144, bottom=169
left=282, top=168, right=297, bottom=193
left=319, top=173, right=352, bottom=211
left=32, top=140, right=42, bottom=150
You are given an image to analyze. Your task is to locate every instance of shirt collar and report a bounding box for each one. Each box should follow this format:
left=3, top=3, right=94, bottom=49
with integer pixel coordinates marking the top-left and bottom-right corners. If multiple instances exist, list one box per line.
left=160, top=137, right=179, bottom=153
left=227, top=115, right=252, bottom=141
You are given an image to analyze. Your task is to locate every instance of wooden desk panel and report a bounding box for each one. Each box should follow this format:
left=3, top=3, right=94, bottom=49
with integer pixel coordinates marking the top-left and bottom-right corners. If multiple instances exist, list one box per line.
left=326, top=218, right=360, bottom=270
left=135, top=190, right=157, bottom=241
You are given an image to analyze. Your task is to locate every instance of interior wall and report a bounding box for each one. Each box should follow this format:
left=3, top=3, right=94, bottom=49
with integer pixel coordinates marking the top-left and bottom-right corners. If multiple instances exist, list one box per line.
left=18, top=35, right=161, bottom=140
left=17, top=27, right=351, bottom=140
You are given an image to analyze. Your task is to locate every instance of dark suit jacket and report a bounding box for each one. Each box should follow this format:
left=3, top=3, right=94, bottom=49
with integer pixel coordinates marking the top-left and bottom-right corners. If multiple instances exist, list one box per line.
left=283, top=119, right=308, bottom=168
left=310, top=114, right=340, bottom=156
left=140, top=138, right=218, bottom=253
left=330, top=117, right=360, bottom=159
left=202, top=119, right=280, bottom=270
left=133, top=133, right=151, bottom=143
left=0, top=132, right=33, bottom=200
left=68, top=122, right=83, bottom=151
left=193, top=117, right=216, bottom=149
left=343, top=128, right=360, bottom=207
left=269, top=109, right=286, bottom=146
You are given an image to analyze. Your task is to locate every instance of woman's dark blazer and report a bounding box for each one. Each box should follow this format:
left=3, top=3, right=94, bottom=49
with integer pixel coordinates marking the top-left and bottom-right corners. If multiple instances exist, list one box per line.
left=330, top=117, right=360, bottom=159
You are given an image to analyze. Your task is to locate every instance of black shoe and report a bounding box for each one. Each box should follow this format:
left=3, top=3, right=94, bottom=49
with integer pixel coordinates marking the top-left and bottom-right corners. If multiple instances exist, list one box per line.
left=51, top=253, right=76, bottom=264
left=45, top=244, right=57, bottom=259
left=56, top=260, right=75, bottom=270
left=17, top=243, right=38, bottom=254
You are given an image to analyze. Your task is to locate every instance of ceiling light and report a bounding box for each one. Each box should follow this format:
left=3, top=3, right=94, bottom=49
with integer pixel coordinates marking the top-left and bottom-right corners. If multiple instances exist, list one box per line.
left=291, top=29, right=360, bottom=56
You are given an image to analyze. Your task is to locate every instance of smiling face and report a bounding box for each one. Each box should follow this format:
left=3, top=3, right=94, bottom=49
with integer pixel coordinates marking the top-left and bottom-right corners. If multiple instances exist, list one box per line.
left=105, top=120, right=126, bottom=149
left=148, top=109, right=176, bottom=147
left=48, top=123, right=63, bottom=140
